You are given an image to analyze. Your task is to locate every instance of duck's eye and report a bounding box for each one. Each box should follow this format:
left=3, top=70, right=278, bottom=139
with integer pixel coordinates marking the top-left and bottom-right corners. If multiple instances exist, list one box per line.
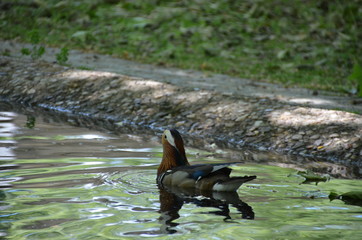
left=164, top=135, right=167, bottom=139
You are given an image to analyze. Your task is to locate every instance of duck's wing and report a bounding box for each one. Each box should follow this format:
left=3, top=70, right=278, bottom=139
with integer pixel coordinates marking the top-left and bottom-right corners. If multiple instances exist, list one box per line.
left=177, top=163, right=235, bottom=180
left=158, top=162, right=256, bottom=191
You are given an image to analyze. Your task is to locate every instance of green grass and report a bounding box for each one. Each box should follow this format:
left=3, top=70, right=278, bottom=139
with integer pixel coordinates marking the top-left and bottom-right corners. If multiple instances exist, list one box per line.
left=1, top=0, right=361, bottom=93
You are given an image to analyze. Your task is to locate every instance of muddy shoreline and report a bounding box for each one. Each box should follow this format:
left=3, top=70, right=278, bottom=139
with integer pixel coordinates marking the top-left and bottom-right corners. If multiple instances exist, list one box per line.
left=0, top=53, right=361, bottom=178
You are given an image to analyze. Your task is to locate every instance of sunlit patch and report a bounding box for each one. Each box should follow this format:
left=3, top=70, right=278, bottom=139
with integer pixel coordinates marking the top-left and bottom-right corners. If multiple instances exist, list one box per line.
left=0, top=123, right=19, bottom=133
left=85, top=207, right=109, bottom=213
left=79, top=161, right=105, bottom=166
left=0, top=112, right=17, bottom=118
left=0, top=140, right=16, bottom=144
left=324, top=225, right=354, bottom=230
left=264, top=184, right=291, bottom=187
left=64, top=134, right=111, bottom=140
left=172, top=90, right=213, bottom=104
left=122, top=79, right=169, bottom=91
left=88, top=213, right=114, bottom=220
left=109, top=148, right=154, bottom=153
left=104, top=157, right=152, bottom=166
left=59, top=70, right=118, bottom=80
left=304, top=206, right=321, bottom=210
left=0, top=176, right=23, bottom=186
left=83, top=183, right=97, bottom=189
left=121, top=79, right=176, bottom=99
left=288, top=98, right=335, bottom=105
left=326, top=206, right=349, bottom=210
left=0, top=147, right=15, bottom=159
left=268, top=107, right=362, bottom=126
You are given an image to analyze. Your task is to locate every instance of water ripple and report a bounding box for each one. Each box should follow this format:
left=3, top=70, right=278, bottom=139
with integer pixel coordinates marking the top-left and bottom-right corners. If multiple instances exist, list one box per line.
left=100, top=168, right=158, bottom=193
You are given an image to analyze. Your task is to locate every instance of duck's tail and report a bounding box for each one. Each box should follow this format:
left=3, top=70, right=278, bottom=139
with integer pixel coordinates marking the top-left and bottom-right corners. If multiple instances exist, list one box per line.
left=212, top=175, right=256, bottom=192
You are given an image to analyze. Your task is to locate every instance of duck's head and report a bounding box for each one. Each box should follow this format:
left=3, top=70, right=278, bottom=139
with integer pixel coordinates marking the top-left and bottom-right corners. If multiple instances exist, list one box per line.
left=158, top=129, right=189, bottom=175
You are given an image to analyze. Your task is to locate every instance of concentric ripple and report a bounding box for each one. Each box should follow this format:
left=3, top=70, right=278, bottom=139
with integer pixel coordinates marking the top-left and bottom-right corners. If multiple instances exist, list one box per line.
left=100, top=168, right=158, bottom=194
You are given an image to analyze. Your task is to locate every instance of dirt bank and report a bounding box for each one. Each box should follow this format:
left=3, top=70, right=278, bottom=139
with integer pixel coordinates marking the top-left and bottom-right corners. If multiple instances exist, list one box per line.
left=0, top=41, right=361, bottom=177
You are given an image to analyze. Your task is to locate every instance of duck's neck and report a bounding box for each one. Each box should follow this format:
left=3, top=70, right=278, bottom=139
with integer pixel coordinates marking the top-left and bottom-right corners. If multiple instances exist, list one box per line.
left=157, top=146, right=189, bottom=175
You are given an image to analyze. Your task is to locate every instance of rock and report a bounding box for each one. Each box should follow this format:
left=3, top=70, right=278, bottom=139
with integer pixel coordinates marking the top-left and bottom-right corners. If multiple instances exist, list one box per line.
left=27, top=88, right=36, bottom=94
left=292, top=142, right=304, bottom=149
left=246, top=131, right=256, bottom=137
left=292, top=134, right=303, bottom=140
left=175, top=121, right=185, bottom=127
left=310, top=134, right=320, bottom=140
left=260, top=126, right=271, bottom=133
left=225, top=122, right=235, bottom=127
left=314, top=139, right=323, bottom=146
left=250, top=120, right=263, bottom=131
left=235, top=115, right=248, bottom=122
left=329, top=133, right=339, bottom=138
left=253, top=120, right=263, bottom=127
left=350, top=137, right=360, bottom=143
left=306, top=130, right=313, bottom=135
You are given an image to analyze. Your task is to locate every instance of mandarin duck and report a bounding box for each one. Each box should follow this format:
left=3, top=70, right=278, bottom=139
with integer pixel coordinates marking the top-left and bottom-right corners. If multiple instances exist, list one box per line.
left=157, top=129, right=256, bottom=192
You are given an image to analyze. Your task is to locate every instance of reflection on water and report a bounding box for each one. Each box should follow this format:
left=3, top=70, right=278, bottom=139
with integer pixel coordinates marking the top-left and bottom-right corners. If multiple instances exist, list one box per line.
left=0, top=111, right=17, bottom=161
left=0, top=101, right=361, bottom=239
left=157, top=187, right=254, bottom=235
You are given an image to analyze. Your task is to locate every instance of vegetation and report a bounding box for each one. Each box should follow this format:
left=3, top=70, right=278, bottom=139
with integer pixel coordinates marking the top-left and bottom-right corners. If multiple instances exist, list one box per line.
left=20, top=30, right=45, bottom=60
left=56, top=47, right=69, bottom=65
left=1, top=0, right=361, bottom=93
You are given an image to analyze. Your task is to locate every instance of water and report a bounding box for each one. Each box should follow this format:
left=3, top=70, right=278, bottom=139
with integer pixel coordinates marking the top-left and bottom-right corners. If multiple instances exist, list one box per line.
left=0, top=103, right=361, bottom=240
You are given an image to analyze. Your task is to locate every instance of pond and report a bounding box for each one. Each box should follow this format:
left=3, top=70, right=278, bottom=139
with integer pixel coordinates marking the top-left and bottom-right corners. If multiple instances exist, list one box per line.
left=0, top=102, right=361, bottom=239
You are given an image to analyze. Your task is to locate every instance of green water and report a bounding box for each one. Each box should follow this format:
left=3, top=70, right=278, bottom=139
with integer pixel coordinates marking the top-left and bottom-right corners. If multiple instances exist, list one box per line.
left=0, top=108, right=361, bottom=240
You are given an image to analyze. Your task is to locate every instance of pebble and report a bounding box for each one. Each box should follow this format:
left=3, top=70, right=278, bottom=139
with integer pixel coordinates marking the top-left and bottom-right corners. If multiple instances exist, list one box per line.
left=310, top=134, right=320, bottom=140
left=27, top=88, right=36, bottom=94
left=306, top=130, right=313, bottom=135
left=246, top=131, right=256, bottom=137
left=260, top=126, right=271, bottom=133
left=175, top=121, right=185, bottom=127
left=329, top=133, right=339, bottom=138
left=324, top=140, right=332, bottom=146
left=225, top=122, right=235, bottom=127
left=292, top=142, right=304, bottom=149
left=250, top=120, right=263, bottom=131
left=292, top=134, right=303, bottom=140
left=350, top=137, right=360, bottom=143
left=235, top=115, right=248, bottom=122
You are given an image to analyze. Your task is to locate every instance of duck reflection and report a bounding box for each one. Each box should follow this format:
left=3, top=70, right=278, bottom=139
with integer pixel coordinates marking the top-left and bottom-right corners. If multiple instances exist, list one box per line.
left=158, top=186, right=254, bottom=234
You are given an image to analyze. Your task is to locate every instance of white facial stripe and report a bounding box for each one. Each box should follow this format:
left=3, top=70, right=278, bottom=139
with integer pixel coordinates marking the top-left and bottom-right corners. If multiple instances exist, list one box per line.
left=165, top=130, right=176, bottom=148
